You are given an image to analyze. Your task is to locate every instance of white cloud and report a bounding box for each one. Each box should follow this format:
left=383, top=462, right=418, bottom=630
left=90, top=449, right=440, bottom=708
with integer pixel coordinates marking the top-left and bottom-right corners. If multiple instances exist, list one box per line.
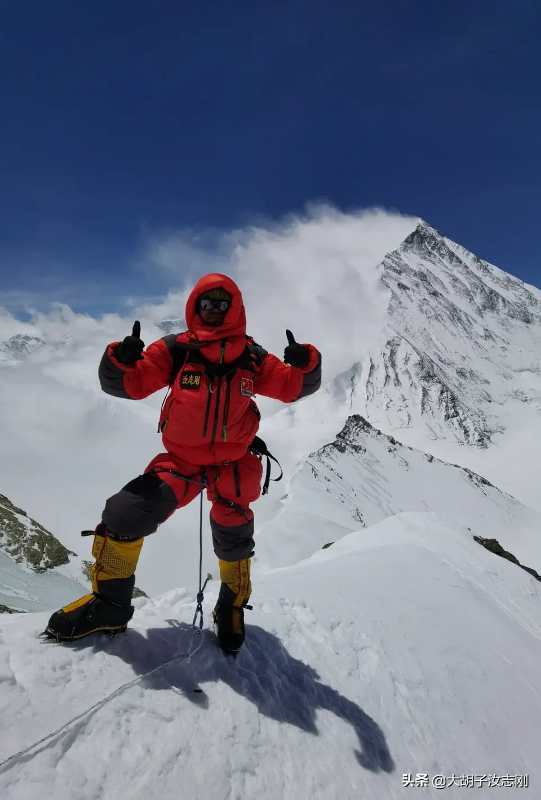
left=136, top=204, right=417, bottom=374
left=141, top=226, right=231, bottom=282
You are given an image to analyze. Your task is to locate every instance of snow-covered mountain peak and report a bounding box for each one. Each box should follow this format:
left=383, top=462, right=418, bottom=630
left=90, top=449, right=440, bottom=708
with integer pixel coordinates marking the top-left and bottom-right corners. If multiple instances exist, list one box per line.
left=334, top=413, right=378, bottom=448
left=401, top=218, right=449, bottom=252
left=0, top=334, right=46, bottom=365
left=333, top=221, right=541, bottom=458
left=391, top=220, right=539, bottom=325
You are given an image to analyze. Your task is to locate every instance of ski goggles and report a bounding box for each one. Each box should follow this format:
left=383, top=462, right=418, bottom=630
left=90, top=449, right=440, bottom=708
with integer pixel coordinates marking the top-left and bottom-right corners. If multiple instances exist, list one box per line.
left=199, top=298, right=231, bottom=312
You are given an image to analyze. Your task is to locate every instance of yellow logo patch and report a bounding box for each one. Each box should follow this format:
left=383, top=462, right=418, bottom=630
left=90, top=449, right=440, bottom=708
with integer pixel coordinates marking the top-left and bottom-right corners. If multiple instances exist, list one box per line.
left=180, top=371, right=202, bottom=390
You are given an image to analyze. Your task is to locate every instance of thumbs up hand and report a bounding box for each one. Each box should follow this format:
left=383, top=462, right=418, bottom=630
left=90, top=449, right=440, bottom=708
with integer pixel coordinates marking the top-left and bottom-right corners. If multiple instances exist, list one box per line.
left=283, top=329, right=310, bottom=368
left=115, top=320, right=145, bottom=365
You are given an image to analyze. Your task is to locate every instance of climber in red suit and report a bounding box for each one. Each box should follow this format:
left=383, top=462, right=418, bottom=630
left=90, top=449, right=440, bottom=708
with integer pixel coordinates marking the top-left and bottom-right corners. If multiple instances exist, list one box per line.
left=46, top=273, right=321, bottom=652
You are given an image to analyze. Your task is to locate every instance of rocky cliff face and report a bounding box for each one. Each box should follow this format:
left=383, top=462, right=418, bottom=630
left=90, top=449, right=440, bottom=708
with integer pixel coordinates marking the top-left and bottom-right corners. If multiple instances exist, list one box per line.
left=0, top=493, right=89, bottom=613
left=0, top=493, right=74, bottom=572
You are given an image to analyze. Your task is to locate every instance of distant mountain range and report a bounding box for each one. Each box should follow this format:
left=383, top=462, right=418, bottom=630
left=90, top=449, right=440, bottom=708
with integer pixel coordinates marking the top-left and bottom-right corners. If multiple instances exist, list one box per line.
left=0, top=334, right=45, bottom=365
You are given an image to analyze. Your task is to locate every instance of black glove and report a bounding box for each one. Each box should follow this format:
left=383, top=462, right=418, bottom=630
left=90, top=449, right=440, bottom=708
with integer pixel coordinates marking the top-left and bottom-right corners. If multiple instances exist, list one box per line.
left=115, top=320, right=145, bottom=365
left=283, top=329, right=310, bottom=368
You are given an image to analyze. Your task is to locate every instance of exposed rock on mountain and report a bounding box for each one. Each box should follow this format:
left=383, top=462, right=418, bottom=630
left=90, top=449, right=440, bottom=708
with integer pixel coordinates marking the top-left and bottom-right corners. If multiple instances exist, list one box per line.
left=0, top=493, right=88, bottom=613
left=0, top=493, right=74, bottom=572
left=473, top=535, right=541, bottom=581
left=0, top=603, right=23, bottom=614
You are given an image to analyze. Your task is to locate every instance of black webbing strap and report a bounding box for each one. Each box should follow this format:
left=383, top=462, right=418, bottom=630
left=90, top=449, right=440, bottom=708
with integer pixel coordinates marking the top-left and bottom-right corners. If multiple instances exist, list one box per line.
left=249, top=436, right=283, bottom=495
left=151, top=467, right=208, bottom=488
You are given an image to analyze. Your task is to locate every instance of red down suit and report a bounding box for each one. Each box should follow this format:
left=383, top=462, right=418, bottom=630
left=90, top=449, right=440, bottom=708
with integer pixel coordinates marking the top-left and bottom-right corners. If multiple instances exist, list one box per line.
left=97, top=273, right=322, bottom=559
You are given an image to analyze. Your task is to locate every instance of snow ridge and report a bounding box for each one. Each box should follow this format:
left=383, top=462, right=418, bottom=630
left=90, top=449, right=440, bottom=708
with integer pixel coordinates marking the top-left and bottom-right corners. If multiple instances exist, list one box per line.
left=256, top=414, right=541, bottom=571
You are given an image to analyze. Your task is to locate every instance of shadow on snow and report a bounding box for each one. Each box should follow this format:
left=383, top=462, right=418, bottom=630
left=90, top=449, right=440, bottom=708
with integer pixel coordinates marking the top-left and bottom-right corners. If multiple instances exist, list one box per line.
left=87, top=620, right=394, bottom=773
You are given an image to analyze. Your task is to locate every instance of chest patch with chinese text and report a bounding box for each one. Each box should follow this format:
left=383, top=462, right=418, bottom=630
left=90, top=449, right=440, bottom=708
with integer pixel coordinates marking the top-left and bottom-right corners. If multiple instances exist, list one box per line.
left=180, top=370, right=202, bottom=390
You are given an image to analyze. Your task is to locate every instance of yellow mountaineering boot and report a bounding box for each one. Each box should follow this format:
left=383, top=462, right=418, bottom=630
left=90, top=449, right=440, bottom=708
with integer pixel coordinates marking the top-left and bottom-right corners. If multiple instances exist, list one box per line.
left=213, top=557, right=251, bottom=654
left=45, top=527, right=143, bottom=641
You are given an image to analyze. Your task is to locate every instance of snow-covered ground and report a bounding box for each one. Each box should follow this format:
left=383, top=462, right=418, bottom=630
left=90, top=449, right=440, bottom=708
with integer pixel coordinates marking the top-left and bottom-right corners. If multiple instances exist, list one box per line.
left=1, top=513, right=540, bottom=799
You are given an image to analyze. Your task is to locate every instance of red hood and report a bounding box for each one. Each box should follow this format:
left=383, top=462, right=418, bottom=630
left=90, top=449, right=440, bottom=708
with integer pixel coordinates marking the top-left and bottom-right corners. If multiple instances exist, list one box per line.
left=185, top=273, right=247, bottom=363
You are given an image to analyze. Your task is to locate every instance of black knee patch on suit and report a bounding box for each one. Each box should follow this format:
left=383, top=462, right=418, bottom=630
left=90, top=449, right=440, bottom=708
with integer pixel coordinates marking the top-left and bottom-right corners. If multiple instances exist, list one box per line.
left=102, top=472, right=177, bottom=539
left=210, top=517, right=255, bottom=561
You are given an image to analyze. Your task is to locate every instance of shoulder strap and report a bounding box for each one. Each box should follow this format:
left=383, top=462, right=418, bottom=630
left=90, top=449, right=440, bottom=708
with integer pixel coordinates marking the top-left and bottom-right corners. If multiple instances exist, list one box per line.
left=162, top=334, right=205, bottom=384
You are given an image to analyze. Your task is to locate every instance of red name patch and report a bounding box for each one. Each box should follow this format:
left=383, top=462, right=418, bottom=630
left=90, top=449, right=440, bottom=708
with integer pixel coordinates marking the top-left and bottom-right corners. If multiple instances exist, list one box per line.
left=240, top=377, right=254, bottom=397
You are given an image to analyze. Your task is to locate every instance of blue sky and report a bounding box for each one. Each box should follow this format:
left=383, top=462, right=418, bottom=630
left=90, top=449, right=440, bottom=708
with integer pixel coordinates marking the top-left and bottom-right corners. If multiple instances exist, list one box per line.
left=1, top=1, right=540, bottom=314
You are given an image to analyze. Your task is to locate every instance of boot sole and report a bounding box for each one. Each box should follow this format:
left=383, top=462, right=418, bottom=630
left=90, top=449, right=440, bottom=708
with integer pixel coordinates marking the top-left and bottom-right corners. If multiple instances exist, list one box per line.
left=43, top=623, right=128, bottom=642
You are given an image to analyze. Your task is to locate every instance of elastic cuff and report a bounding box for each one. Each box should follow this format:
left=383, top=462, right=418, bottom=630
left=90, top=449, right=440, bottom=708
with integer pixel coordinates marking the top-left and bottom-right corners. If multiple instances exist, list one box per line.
left=299, top=344, right=320, bottom=374
left=106, top=342, right=136, bottom=372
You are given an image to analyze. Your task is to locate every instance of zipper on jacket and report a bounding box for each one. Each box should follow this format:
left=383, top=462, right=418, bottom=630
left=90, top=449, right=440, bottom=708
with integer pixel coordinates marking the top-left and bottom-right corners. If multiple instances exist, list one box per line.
left=202, top=376, right=216, bottom=438
left=222, top=374, right=233, bottom=441
left=210, top=377, right=222, bottom=444
left=210, top=340, right=227, bottom=444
